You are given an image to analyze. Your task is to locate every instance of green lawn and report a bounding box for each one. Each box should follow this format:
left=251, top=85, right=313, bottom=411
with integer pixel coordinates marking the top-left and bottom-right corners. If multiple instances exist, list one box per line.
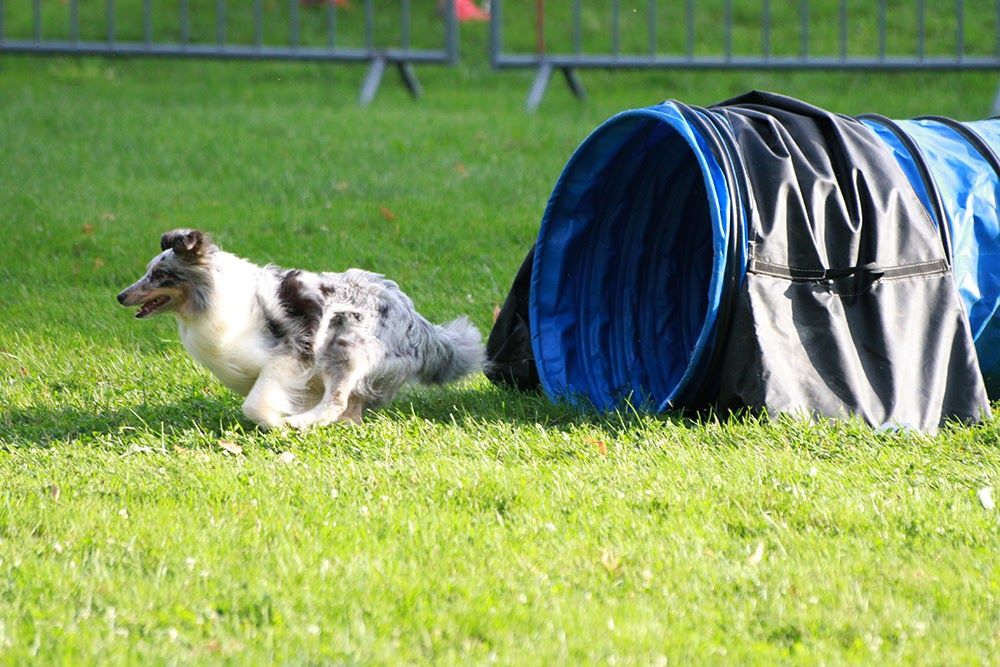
left=2, top=17, right=1000, bottom=665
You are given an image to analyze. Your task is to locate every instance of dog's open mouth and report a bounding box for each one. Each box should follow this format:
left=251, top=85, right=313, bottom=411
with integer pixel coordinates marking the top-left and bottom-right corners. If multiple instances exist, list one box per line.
left=136, top=295, right=171, bottom=318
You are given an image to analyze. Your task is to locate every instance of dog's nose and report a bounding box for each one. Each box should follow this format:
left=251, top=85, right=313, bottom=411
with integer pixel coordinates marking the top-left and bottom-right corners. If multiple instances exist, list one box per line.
left=116, top=291, right=127, bottom=305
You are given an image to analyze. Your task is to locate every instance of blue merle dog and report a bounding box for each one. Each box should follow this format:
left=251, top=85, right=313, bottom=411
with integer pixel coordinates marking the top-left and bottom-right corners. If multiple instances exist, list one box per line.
left=117, top=229, right=484, bottom=428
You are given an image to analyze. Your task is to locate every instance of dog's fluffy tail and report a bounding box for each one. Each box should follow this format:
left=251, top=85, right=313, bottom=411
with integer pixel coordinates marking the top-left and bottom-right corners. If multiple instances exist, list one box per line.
left=419, top=316, right=485, bottom=385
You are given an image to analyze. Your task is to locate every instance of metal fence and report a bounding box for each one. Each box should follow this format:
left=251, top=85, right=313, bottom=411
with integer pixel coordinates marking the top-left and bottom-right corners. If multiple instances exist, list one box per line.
left=0, top=0, right=457, bottom=105
left=489, top=0, right=1000, bottom=112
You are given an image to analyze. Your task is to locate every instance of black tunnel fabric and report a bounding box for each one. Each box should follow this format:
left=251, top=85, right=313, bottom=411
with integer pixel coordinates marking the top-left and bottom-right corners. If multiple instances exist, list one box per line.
left=712, top=93, right=988, bottom=430
left=485, top=92, right=992, bottom=432
left=485, top=246, right=539, bottom=391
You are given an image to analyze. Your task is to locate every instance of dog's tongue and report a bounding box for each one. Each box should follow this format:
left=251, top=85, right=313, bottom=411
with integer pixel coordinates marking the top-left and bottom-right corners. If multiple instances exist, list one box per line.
left=136, top=296, right=167, bottom=318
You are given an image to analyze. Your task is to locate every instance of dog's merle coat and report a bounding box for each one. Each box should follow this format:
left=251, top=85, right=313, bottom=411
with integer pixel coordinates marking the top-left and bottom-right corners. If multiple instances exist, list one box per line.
left=117, top=229, right=484, bottom=428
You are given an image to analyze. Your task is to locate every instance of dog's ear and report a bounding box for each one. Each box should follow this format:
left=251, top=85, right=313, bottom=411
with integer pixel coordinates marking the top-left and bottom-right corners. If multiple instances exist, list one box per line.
left=160, top=229, right=214, bottom=261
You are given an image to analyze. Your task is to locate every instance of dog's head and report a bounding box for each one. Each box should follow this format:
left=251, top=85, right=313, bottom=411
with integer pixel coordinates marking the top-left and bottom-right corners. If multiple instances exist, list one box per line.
left=117, top=229, right=216, bottom=319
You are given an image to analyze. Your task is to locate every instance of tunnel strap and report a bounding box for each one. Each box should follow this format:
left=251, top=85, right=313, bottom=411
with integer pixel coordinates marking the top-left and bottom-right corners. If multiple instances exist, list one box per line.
left=749, top=256, right=949, bottom=282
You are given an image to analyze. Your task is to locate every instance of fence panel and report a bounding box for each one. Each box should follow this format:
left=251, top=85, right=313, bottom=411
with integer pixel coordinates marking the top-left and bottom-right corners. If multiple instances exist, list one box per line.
left=0, top=0, right=458, bottom=105
left=489, top=0, right=1000, bottom=112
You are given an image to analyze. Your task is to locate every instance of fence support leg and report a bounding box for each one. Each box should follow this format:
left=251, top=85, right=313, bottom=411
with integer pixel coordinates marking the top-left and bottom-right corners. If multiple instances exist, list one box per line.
left=360, top=58, right=422, bottom=106
left=561, top=66, right=586, bottom=101
left=527, top=64, right=586, bottom=112
left=992, top=78, right=1000, bottom=117
left=397, top=61, right=423, bottom=100
left=359, top=56, right=387, bottom=107
left=526, top=62, right=553, bottom=112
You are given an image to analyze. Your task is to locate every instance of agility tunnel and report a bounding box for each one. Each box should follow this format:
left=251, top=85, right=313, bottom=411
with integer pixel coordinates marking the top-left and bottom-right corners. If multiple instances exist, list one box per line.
left=487, top=92, right=999, bottom=432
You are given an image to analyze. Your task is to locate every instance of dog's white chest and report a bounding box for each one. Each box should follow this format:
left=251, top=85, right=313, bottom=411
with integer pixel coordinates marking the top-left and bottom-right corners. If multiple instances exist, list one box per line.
left=179, top=319, right=268, bottom=396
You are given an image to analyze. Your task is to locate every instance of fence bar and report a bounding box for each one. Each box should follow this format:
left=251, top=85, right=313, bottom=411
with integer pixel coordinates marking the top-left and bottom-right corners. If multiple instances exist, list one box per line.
left=143, top=0, right=152, bottom=45
left=10, top=35, right=998, bottom=70
left=646, top=0, right=655, bottom=57
left=878, top=0, right=886, bottom=61
left=576, top=0, right=584, bottom=54
left=401, top=0, right=411, bottom=51
left=445, top=0, right=457, bottom=63
left=724, top=0, right=732, bottom=61
left=535, top=0, right=544, bottom=54
left=290, top=0, right=300, bottom=48
left=107, top=0, right=116, bottom=44
left=216, top=0, right=226, bottom=48
left=181, top=0, right=190, bottom=45
left=364, top=0, right=374, bottom=51
left=800, top=0, right=808, bottom=58
left=11, top=42, right=997, bottom=68
left=0, top=40, right=449, bottom=62
left=491, top=52, right=1000, bottom=70
left=33, top=0, right=41, bottom=42
left=685, top=0, right=693, bottom=59
left=763, top=0, right=771, bottom=60
left=489, top=0, right=502, bottom=66
left=70, top=0, right=80, bottom=43
left=838, top=0, right=847, bottom=61
left=917, top=0, right=926, bottom=61
left=326, top=0, right=336, bottom=48
left=444, top=0, right=457, bottom=64
left=612, top=0, right=620, bottom=57
left=254, top=0, right=263, bottom=47
left=956, top=0, right=964, bottom=60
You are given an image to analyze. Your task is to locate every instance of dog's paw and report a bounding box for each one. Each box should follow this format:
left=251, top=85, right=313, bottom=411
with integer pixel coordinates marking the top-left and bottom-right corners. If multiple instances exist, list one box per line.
left=281, top=414, right=316, bottom=431
left=248, top=417, right=283, bottom=432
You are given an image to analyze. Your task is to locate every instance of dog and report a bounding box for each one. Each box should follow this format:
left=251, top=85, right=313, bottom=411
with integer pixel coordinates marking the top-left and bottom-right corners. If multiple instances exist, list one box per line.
left=117, top=229, right=484, bottom=429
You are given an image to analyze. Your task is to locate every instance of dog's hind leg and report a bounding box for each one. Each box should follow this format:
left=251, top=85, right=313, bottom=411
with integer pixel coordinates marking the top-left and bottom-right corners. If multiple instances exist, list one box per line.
left=281, top=365, right=370, bottom=429
left=282, top=312, right=380, bottom=430
left=340, top=396, right=366, bottom=425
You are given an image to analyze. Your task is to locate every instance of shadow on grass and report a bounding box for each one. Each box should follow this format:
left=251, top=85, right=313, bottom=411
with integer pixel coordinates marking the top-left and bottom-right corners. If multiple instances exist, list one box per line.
left=389, top=381, right=696, bottom=435
left=0, top=395, right=241, bottom=448
left=0, top=380, right=701, bottom=449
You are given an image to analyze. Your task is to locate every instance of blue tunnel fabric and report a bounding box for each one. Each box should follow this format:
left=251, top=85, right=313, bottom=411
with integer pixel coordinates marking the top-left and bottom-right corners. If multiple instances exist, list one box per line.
left=529, top=106, right=732, bottom=411
left=487, top=92, right=997, bottom=431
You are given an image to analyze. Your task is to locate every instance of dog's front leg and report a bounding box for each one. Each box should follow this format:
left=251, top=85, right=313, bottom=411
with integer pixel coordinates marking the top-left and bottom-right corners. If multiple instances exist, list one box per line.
left=241, top=357, right=305, bottom=430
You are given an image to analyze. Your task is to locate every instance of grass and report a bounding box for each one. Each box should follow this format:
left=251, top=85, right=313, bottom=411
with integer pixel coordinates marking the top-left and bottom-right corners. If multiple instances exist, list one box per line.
left=2, top=10, right=1000, bottom=665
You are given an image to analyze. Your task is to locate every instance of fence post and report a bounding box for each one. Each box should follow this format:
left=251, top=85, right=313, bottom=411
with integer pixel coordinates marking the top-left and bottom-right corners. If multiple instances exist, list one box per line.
left=358, top=0, right=454, bottom=105
left=523, top=1, right=586, bottom=112
left=488, top=0, right=501, bottom=68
